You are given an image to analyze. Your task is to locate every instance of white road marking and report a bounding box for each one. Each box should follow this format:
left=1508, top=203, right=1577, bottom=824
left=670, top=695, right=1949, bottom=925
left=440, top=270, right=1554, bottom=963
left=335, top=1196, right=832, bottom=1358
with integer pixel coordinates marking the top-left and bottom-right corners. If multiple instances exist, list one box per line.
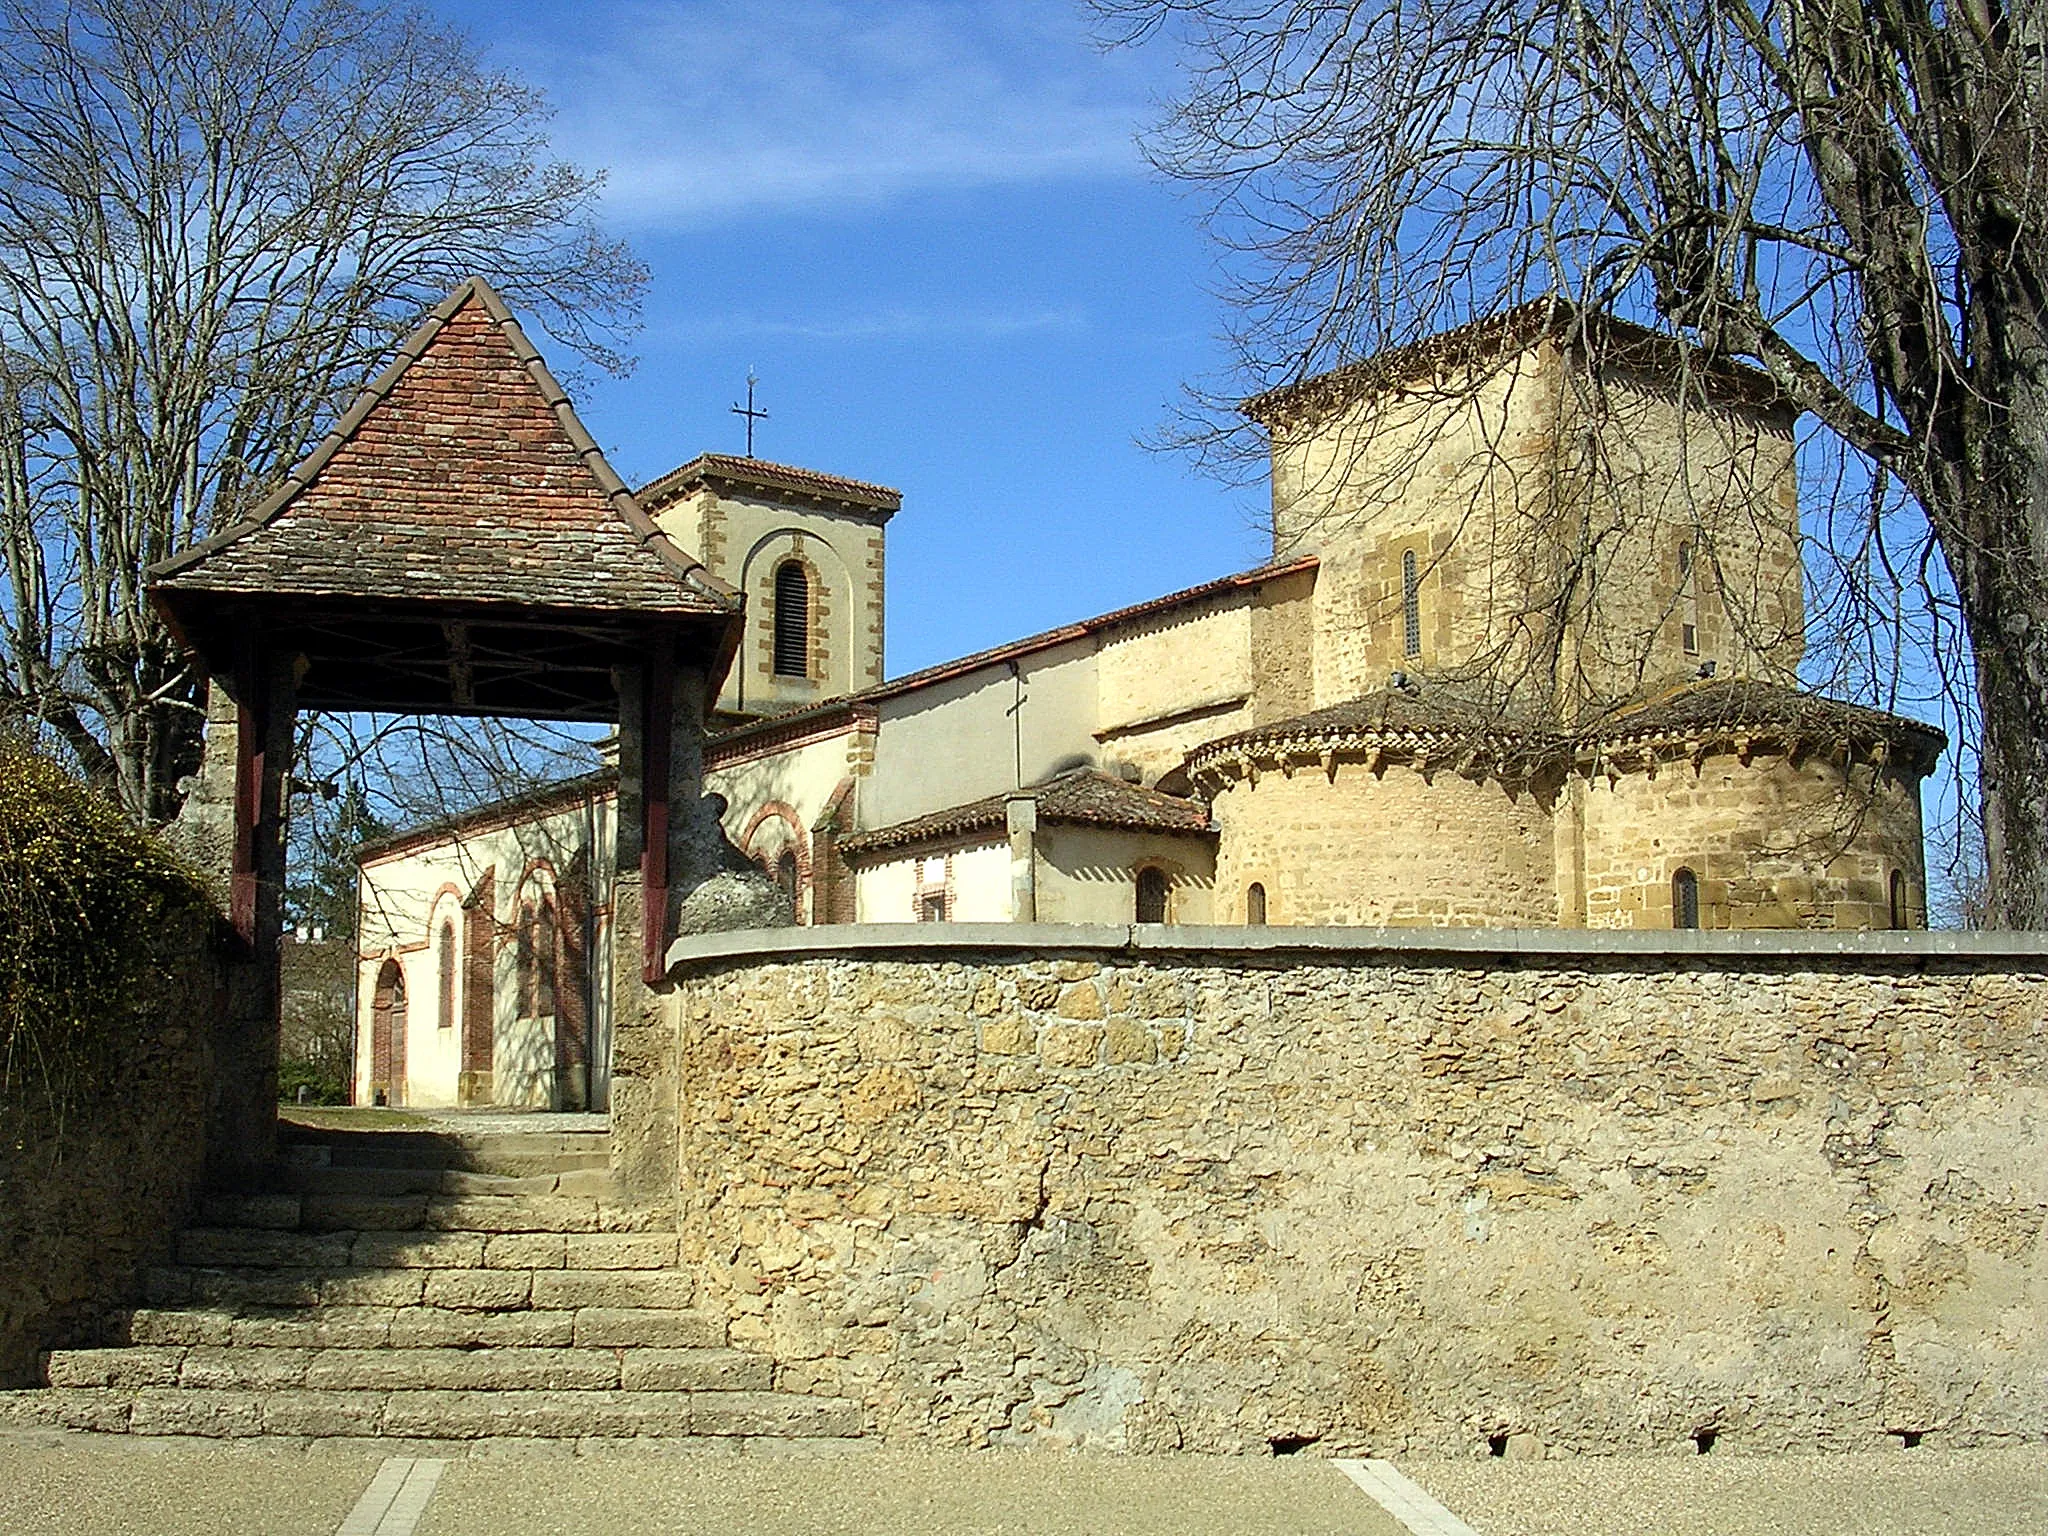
left=337, top=1457, right=449, bottom=1536
left=1334, top=1458, right=1484, bottom=1536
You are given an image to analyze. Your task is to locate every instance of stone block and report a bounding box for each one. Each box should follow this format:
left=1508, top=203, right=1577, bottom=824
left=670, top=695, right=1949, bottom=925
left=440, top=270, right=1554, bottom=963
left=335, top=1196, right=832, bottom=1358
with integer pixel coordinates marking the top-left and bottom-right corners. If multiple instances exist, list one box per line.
left=1015, top=975, right=1061, bottom=1010
left=483, top=1233, right=568, bottom=1270
left=573, top=1308, right=723, bottom=1349
left=320, top=1269, right=427, bottom=1307
left=198, top=1193, right=301, bottom=1229
left=565, top=1233, right=677, bottom=1270
left=423, top=1269, right=532, bottom=1311
left=128, top=1387, right=264, bottom=1437
left=179, top=1347, right=309, bottom=1389
left=116, top=1310, right=234, bottom=1348
left=45, top=1347, right=183, bottom=1389
left=301, top=1195, right=427, bottom=1231
left=1039, top=1024, right=1103, bottom=1068
left=688, top=1391, right=861, bottom=1438
left=380, top=1389, right=691, bottom=1440
left=352, top=1232, right=487, bottom=1269
left=1104, top=1021, right=1158, bottom=1065
left=261, top=1390, right=385, bottom=1438
left=532, top=1270, right=697, bottom=1310
left=980, top=1017, right=1034, bottom=1055
left=620, top=1348, right=772, bottom=1392
left=387, top=1308, right=576, bottom=1349
left=306, top=1347, right=616, bottom=1392
left=229, top=1308, right=394, bottom=1349
left=1054, top=982, right=1104, bottom=1020
left=177, top=1229, right=353, bottom=1269
left=47, top=1389, right=135, bottom=1433
left=425, top=1197, right=599, bottom=1234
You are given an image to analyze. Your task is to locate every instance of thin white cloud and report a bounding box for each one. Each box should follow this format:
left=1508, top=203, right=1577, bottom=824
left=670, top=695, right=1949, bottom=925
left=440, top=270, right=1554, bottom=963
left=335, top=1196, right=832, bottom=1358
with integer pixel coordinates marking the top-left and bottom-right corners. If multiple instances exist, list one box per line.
left=486, top=0, right=1161, bottom=225
left=661, top=305, right=1087, bottom=343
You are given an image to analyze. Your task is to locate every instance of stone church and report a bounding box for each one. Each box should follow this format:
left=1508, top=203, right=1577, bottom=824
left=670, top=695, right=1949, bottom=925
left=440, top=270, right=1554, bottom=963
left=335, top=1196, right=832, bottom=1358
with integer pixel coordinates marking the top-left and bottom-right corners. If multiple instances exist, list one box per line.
left=354, top=301, right=1944, bottom=1110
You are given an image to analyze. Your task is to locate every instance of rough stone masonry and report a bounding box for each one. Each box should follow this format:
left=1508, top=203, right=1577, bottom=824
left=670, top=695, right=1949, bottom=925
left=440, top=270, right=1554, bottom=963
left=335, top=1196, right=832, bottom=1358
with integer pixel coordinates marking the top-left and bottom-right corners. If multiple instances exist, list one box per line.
left=649, top=927, right=2048, bottom=1457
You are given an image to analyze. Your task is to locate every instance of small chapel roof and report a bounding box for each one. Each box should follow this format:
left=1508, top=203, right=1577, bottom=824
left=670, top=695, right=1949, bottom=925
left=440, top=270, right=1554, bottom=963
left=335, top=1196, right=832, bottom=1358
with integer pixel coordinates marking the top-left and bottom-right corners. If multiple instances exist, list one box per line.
left=1586, top=678, right=1947, bottom=769
left=152, top=278, right=734, bottom=616
left=837, top=768, right=1214, bottom=860
left=148, top=278, right=739, bottom=717
left=637, top=453, right=900, bottom=518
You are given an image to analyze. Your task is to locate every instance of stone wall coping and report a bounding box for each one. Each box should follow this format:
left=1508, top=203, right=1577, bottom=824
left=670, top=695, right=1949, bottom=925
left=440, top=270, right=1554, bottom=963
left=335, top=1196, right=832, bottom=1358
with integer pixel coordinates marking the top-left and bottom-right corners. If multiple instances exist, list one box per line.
left=667, top=921, right=2048, bottom=973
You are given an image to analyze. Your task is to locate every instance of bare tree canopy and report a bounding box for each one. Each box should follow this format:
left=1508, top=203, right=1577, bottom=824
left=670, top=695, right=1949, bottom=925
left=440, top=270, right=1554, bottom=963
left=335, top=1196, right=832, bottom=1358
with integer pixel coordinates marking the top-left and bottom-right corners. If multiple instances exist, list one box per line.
left=1098, top=0, right=2048, bottom=925
left=0, top=0, right=646, bottom=825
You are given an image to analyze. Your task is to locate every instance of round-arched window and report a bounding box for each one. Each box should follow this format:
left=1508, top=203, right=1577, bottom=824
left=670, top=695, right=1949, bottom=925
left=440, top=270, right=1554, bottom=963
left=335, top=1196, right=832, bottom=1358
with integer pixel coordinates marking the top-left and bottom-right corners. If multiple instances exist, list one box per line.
left=1672, top=867, right=1700, bottom=930
left=1136, top=866, right=1169, bottom=924
left=773, top=561, right=809, bottom=677
left=1246, top=882, right=1267, bottom=926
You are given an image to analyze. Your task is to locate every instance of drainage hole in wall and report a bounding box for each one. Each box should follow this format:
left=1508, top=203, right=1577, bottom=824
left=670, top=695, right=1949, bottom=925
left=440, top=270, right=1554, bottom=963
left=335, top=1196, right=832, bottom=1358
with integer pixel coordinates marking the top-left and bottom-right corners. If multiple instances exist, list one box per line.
left=1268, top=1434, right=1321, bottom=1456
left=1896, top=1431, right=1923, bottom=1449
left=1694, top=1429, right=1718, bottom=1455
left=1487, top=1433, right=1509, bottom=1458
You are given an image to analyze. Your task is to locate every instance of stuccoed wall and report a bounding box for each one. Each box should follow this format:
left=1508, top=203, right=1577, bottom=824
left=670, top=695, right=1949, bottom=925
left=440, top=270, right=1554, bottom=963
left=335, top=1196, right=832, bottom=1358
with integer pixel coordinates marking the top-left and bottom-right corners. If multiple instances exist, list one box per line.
left=661, top=926, right=2048, bottom=1456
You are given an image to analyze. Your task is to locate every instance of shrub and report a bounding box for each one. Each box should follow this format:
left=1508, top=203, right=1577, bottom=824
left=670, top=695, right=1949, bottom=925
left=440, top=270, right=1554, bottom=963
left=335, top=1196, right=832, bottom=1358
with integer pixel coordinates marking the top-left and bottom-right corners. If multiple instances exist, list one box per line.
left=0, top=738, right=209, bottom=1134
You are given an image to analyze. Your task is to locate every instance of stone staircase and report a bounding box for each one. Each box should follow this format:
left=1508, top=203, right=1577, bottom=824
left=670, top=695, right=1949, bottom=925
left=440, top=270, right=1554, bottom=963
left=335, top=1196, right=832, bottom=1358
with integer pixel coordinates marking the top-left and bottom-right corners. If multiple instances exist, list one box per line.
left=2, top=1119, right=859, bottom=1443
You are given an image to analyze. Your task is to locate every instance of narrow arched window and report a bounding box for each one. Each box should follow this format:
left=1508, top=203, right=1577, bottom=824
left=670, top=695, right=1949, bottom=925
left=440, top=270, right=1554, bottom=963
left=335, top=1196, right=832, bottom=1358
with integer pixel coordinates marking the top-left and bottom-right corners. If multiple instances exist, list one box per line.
left=536, top=895, right=559, bottom=1018
left=776, top=850, right=799, bottom=905
left=1889, top=870, right=1908, bottom=930
left=1402, top=549, right=1421, bottom=656
left=1673, top=867, right=1700, bottom=930
left=773, top=561, right=809, bottom=677
left=516, top=901, right=538, bottom=1018
left=435, top=920, right=457, bottom=1031
left=1246, top=882, right=1267, bottom=926
left=1136, top=866, right=1169, bottom=924
left=1678, top=542, right=1700, bottom=655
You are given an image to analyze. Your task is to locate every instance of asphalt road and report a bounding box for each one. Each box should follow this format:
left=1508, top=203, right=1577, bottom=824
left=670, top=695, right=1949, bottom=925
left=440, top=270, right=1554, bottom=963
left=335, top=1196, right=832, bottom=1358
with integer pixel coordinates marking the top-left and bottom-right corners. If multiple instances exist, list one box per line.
left=2, top=1432, right=2044, bottom=1536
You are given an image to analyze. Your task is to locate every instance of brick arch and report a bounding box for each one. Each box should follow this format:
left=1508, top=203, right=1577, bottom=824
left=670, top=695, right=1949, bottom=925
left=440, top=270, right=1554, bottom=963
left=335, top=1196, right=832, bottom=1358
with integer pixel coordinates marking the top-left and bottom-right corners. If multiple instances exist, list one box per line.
left=741, top=801, right=812, bottom=921
left=738, top=530, right=852, bottom=696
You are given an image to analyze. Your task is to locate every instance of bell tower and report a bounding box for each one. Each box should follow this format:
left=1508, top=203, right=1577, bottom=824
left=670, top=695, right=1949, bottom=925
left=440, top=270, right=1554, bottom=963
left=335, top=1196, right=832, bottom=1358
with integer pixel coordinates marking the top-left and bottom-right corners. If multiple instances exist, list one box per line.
left=639, top=455, right=899, bottom=723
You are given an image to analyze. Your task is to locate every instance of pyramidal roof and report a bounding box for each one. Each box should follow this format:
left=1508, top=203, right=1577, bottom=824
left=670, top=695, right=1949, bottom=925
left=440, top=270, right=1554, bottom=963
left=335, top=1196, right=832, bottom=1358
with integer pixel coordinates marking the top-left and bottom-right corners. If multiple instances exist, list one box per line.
left=150, top=278, right=737, bottom=617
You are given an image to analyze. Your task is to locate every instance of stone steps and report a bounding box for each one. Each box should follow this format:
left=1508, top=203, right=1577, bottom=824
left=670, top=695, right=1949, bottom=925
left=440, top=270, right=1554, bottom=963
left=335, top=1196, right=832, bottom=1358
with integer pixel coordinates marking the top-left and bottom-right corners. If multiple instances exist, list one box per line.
left=3, top=1386, right=859, bottom=1440
left=7, top=1121, right=862, bottom=1444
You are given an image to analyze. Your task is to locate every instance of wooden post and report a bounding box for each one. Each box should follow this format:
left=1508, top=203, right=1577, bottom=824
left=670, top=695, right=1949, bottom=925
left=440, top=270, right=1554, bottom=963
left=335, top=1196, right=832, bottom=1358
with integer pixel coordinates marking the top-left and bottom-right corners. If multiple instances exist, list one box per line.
left=641, top=636, right=674, bottom=983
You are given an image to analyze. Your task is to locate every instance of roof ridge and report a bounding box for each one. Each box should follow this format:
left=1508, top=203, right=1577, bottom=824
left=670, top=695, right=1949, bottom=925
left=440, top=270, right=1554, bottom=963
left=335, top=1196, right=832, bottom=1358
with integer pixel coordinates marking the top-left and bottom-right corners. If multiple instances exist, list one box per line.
left=147, top=278, right=737, bottom=610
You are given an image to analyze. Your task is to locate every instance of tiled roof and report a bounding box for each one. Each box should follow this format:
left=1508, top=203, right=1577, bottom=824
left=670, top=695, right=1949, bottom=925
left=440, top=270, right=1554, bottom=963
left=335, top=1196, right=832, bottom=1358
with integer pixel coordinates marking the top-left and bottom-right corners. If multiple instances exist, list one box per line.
left=356, top=770, right=618, bottom=865
left=1194, top=688, right=1553, bottom=762
left=149, top=279, right=737, bottom=616
left=838, top=769, right=1214, bottom=859
left=1189, top=678, right=1946, bottom=778
left=1584, top=679, right=1947, bottom=764
left=637, top=453, right=900, bottom=515
left=1243, top=297, right=1789, bottom=427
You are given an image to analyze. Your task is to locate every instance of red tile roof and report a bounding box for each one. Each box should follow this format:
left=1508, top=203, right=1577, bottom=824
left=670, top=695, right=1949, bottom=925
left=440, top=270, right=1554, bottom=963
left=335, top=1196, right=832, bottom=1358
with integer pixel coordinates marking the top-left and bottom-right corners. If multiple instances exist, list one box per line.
left=637, top=453, right=900, bottom=516
left=838, top=768, right=1213, bottom=859
left=150, top=279, right=736, bottom=616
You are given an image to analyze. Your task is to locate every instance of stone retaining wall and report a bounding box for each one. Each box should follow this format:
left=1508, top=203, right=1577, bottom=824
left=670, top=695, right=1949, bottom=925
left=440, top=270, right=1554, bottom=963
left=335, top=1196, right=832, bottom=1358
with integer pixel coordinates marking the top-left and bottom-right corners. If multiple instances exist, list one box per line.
left=658, top=926, right=2048, bottom=1457
left=0, top=906, right=228, bottom=1385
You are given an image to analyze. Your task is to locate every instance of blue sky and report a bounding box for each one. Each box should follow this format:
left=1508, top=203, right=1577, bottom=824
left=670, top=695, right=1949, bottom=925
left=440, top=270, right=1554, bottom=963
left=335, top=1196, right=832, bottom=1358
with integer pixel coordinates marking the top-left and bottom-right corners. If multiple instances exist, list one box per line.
left=427, top=0, right=1265, bottom=678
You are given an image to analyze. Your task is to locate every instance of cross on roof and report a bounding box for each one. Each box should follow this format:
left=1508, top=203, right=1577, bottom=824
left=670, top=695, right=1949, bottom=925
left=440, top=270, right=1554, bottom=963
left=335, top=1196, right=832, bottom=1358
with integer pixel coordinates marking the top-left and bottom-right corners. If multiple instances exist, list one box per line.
left=730, top=370, right=768, bottom=457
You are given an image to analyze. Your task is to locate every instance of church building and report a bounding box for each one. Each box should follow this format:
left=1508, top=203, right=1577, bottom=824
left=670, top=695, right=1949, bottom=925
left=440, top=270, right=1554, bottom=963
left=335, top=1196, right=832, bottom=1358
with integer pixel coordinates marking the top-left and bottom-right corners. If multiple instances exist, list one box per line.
left=354, top=300, right=1944, bottom=1109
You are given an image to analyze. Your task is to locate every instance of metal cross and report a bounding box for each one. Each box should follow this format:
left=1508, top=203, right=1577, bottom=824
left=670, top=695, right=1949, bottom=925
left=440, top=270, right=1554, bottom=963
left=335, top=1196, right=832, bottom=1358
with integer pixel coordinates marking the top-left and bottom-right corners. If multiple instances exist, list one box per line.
left=730, top=370, right=768, bottom=457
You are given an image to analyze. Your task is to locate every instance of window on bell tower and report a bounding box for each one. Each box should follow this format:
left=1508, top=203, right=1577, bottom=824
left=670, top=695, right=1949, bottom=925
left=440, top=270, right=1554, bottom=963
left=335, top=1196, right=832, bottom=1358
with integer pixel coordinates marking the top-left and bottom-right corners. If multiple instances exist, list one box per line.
left=773, top=561, right=809, bottom=677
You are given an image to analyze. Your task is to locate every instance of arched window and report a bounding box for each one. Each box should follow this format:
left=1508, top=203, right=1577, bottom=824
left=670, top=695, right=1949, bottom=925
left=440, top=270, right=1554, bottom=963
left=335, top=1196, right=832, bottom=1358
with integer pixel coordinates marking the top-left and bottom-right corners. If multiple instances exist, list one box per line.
left=518, top=896, right=560, bottom=1019
left=1889, top=870, right=1909, bottom=930
left=435, top=920, right=457, bottom=1031
left=1246, top=882, right=1267, bottom=926
left=1136, top=866, right=1169, bottom=924
left=1402, top=549, right=1422, bottom=656
left=773, top=560, right=809, bottom=677
left=1673, top=867, right=1700, bottom=930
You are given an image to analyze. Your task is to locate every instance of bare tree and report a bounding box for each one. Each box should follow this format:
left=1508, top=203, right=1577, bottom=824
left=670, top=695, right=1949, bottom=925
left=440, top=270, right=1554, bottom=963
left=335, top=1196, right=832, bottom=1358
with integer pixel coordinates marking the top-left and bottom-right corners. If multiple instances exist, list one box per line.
left=0, top=0, right=646, bottom=825
left=1097, top=0, right=2048, bottom=924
